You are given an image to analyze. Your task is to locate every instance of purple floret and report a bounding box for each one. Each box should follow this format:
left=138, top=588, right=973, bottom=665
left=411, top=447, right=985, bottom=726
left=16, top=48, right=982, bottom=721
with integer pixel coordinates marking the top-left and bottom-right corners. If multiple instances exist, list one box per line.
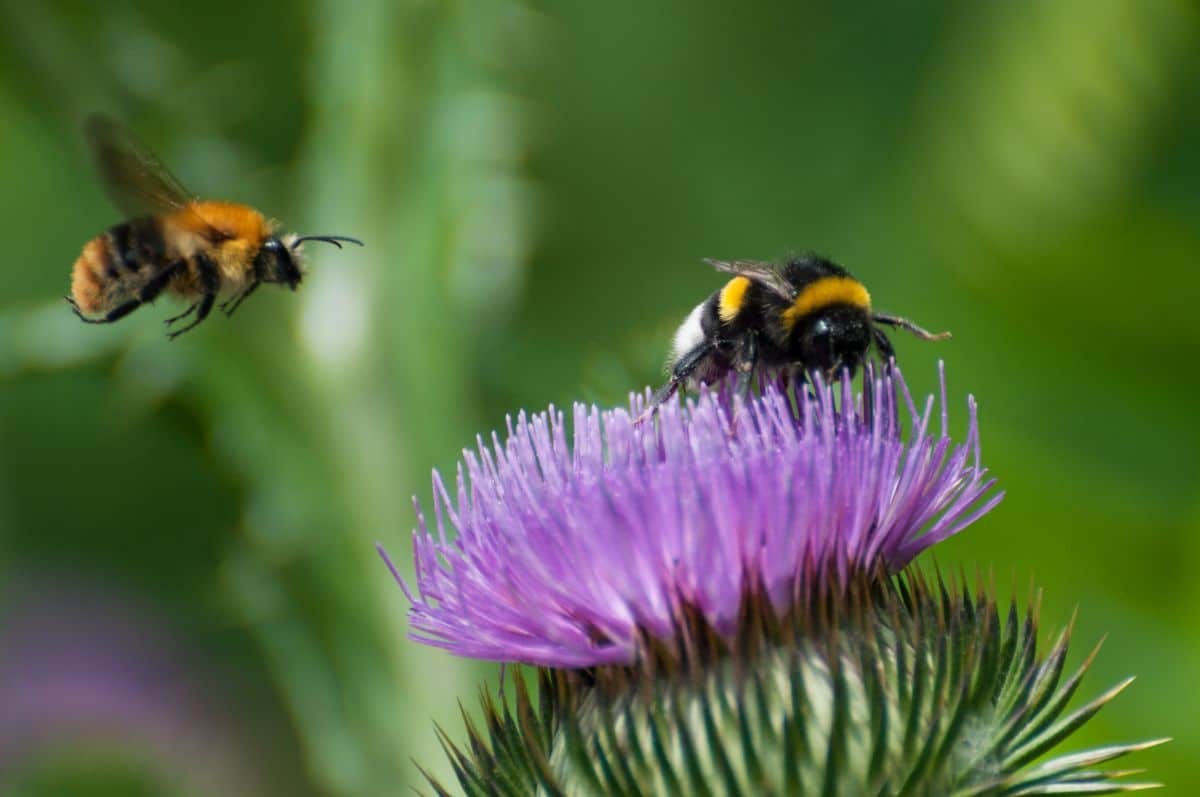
left=389, top=364, right=1002, bottom=668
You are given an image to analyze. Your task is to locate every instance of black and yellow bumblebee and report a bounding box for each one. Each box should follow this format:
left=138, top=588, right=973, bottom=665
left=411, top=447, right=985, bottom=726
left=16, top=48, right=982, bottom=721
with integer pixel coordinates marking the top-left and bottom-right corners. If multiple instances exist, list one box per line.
left=642, top=255, right=950, bottom=416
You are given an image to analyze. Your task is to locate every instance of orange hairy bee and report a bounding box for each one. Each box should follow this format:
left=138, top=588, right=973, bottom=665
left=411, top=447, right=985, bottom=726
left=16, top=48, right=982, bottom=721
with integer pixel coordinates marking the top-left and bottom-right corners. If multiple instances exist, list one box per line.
left=67, top=114, right=362, bottom=338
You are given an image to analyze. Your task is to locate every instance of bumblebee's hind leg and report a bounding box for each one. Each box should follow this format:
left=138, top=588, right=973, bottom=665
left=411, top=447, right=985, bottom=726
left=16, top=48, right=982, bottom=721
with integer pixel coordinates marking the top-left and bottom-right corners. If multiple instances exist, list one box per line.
left=635, top=343, right=715, bottom=424
left=67, top=259, right=186, bottom=325
left=67, top=295, right=140, bottom=324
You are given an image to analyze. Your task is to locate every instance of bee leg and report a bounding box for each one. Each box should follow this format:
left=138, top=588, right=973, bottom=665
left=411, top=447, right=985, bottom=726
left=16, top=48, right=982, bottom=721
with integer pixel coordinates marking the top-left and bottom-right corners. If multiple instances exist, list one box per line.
left=872, top=327, right=895, bottom=366
left=163, top=302, right=199, bottom=326
left=220, top=280, right=260, bottom=318
left=166, top=254, right=219, bottom=340
left=798, top=368, right=820, bottom=403
left=66, top=259, right=185, bottom=324
left=725, top=334, right=761, bottom=436
left=870, top=327, right=903, bottom=434
left=733, top=333, right=759, bottom=399
left=872, top=313, right=951, bottom=341
left=167, top=294, right=215, bottom=340
left=634, top=343, right=715, bottom=424
left=860, top=358, right=880, bottom=429
left=66, top=295, right=140, bottom=324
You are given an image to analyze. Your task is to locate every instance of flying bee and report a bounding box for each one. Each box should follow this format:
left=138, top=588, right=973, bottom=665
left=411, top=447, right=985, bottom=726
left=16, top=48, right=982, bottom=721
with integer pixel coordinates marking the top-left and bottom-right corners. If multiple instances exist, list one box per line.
left=640, top=254, right=950, bottom=419
left=67, top=113, right=362, bottom=339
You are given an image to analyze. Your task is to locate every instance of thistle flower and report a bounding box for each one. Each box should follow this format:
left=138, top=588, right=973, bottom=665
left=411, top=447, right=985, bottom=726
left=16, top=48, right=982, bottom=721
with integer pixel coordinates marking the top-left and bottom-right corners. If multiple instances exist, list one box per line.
left=386, top=365, right=1166, bottom=795
left=395, top=365, right=1001, bottom=668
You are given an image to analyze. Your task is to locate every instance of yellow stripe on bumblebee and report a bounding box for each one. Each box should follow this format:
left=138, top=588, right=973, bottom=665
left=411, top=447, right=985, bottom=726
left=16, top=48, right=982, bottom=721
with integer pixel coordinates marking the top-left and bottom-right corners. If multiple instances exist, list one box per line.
left=781, top=276, right=871, bottom=332
left=718, top=276, right=752, bottom=323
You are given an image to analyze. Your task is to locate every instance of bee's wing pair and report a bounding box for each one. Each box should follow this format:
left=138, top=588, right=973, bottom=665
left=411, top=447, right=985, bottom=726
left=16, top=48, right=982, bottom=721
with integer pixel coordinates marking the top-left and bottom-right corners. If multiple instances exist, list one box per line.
left=704, top=258, right=796, bottom=301
left=84, top=113, right=224, bottom=240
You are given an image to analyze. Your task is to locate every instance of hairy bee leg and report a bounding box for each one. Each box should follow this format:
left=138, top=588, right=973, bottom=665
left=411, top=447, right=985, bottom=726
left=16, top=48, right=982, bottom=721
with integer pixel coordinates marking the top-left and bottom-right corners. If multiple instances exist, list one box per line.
left=728, top=335, right=759, bottom=436
left=860, top=359, right=890, bottom=431
left=872, top=313, right=951, bottom=341
left=163, top=302, right=199, bottom=326
left=733, top=333, right=758, bottom=396
left=634, top=343, right=715, bottom=425
left=220, top=280, right=260, bottom=318
left=66, top=259, right=185, bottom=325
left=869, top=328, right=903, bottom=436
left=872, top=326, right=895, bottom=362
left=167, top=294, right=215, bottom=340
left=637, top=381, right=681, bottom=424
left=67, top=295, right=139, bottom=324
left=798, top=369, right=820, bottom=404
left=167, top=254, right=219, bottom=340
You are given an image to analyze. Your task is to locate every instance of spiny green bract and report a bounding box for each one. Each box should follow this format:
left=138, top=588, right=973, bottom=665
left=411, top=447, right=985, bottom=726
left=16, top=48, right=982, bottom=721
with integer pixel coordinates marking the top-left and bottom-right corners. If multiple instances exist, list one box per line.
left=426, top=572, right=1165, bottom=796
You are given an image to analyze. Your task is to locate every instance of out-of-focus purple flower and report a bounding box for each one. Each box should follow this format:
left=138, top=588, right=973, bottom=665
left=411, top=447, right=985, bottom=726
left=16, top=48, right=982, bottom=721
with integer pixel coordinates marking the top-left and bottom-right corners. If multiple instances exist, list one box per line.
left=0, top=576, right=257, bottom=795
left=388, top=365, right=1002, bottom=668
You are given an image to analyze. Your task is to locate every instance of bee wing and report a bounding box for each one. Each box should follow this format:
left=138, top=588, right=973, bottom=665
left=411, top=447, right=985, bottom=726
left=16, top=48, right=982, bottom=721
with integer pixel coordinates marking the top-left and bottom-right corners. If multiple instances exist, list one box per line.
left=84, top=113, right=196, bottom=217
left=704, top=258, right=797, bottom=300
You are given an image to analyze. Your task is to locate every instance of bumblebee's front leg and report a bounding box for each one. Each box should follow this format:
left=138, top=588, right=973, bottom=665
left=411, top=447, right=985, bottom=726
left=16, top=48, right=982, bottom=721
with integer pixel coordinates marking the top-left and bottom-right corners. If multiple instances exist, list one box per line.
left=869, top=326, right=899, bottom=423
left=220, top=280, right=260, bottom=318
left=872, top=326, right=895, bottom=365
left=635, top=342, right=715, bottom=424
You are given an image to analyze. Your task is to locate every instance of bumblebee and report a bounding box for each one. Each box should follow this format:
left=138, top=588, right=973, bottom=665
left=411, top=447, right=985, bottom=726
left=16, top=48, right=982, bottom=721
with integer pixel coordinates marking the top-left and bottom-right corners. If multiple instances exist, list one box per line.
left=67, top=114, right=362, bottom=339
left=643, top=255, right=950, bottom=416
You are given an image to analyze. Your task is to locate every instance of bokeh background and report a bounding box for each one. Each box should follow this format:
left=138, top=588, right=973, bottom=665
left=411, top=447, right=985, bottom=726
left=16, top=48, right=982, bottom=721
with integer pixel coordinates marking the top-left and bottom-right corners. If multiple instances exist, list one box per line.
left=0, top=1, right=1197, bottom=794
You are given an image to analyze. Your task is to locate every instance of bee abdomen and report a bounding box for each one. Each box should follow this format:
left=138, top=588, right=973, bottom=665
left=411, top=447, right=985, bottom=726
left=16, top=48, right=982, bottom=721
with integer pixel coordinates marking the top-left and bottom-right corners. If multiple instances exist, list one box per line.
left=108, top=217, right=166, bottom=272
left=70, top=238, right=110, bottom=313
left=70, top=217, right=169, bottom=313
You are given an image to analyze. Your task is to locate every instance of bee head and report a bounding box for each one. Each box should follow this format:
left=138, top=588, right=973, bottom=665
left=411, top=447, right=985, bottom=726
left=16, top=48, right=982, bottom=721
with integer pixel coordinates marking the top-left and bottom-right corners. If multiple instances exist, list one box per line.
left=798, top=306, right=871, bottom=379
left=262, top=234, right=365, bottom=291
left=255, top=237, right=304, bottom=290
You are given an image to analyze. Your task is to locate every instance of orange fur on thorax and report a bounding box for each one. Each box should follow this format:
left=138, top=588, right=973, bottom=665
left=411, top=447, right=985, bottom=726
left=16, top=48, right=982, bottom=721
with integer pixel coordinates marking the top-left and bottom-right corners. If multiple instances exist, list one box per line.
left=166, top=201, right=273, bottom=295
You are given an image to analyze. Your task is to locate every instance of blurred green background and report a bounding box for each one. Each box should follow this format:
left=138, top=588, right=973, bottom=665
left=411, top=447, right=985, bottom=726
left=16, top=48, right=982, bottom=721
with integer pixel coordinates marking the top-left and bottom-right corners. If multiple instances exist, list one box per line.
left=0, top=0, right=1197, bottom=794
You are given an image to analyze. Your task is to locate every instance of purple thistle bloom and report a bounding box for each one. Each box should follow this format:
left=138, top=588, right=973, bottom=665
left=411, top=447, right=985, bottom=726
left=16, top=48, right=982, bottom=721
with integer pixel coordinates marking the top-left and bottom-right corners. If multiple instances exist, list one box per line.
left=0, top=575, right=258, bottom=794
left=388, top=364, right=1002, bottom=669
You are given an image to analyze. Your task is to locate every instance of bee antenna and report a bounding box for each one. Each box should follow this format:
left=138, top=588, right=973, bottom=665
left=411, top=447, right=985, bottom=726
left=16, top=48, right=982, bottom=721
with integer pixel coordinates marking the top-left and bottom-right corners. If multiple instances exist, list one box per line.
left=291, top=235, right=365, bottom=251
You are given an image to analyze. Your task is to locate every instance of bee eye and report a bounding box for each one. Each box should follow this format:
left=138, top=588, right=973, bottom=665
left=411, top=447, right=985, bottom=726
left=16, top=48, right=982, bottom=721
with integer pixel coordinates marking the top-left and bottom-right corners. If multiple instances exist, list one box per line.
left=807, top=318, right=835, bottom=370
left=811, top=319, right=831, bottom=340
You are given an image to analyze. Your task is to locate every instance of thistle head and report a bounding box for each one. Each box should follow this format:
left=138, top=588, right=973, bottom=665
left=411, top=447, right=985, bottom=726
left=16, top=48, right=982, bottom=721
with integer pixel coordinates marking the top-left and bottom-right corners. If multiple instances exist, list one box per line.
left=394, top=364, right=1001, bottom=668
left=385, top=365, right=1165, bottom=794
